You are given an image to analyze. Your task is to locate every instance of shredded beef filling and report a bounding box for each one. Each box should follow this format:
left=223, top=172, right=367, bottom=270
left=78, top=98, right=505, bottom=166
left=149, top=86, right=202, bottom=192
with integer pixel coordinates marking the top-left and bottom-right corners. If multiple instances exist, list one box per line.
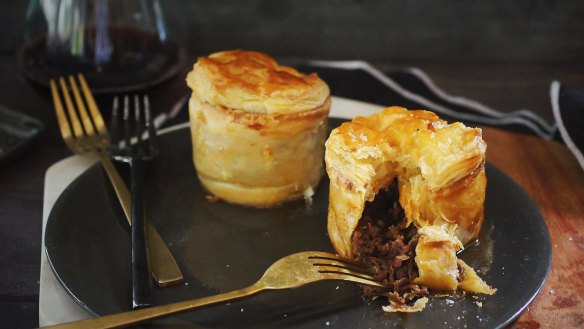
left=351, top=181, right=429, bottom=304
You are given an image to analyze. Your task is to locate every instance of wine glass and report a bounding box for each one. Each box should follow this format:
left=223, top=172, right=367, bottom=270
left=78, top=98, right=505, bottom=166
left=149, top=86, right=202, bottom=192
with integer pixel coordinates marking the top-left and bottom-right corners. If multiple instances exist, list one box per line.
left=19, top=0, right=185, bottom=93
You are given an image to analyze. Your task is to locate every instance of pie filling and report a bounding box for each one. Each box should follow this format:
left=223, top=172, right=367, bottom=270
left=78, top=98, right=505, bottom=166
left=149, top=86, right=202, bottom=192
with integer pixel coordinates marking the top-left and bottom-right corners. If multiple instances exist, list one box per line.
left=351, top=180, right=432, bottom=305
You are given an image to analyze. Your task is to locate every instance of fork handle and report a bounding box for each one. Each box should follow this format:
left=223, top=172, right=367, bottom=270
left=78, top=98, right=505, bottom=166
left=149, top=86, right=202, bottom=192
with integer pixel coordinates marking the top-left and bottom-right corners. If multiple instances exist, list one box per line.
left=38, top=283, right=266, bottom=329
left=130, top=158, right=154, bottom=308
left=98, top=155, right=183, bottom=287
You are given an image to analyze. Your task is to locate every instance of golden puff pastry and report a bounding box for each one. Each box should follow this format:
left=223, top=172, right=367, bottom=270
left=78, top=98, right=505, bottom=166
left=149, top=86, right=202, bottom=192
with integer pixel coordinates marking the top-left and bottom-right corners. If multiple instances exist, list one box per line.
left=325, top=106, right=494, bottom=304
left=414, top=226, right=494, bottom=294
left=186, top=50, right=331, bottom=207
left=326, top=106, right=486, bottom=255
left=187, top=50, right=330, bottom=115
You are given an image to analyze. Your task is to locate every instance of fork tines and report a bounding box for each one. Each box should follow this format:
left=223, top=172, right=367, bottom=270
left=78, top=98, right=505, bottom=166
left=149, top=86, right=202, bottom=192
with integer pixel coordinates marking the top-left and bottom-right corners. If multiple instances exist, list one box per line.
left=50, top=74, right=109, bottom=154
left=109, top=94, right=159, bottom=160
left=307, top=252, right=382, bottom=287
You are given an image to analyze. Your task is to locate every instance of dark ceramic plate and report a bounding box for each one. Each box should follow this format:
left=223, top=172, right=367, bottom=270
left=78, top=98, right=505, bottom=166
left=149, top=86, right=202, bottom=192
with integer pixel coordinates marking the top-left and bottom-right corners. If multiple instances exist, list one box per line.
left=45, top=119, right=551, bottom=329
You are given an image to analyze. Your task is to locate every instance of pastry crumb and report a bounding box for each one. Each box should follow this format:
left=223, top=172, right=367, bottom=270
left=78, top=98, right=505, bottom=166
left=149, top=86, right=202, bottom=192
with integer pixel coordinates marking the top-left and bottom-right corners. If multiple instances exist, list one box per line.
left=382, top=297, right=429, bottom=313
left=303, top=186, right=314, bottom=205
left=206, top=194, right=221, bottom=202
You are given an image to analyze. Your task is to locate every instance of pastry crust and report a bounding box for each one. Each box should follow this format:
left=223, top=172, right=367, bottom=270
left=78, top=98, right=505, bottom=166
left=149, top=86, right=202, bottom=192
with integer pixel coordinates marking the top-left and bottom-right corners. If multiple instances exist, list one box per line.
left=326, top=106, right=486, bottom=256
left=187, top=50, right=331, bottom=207
left=325, top=106, right=493, bottom=294
left=187, top=50, right=330, bottom=115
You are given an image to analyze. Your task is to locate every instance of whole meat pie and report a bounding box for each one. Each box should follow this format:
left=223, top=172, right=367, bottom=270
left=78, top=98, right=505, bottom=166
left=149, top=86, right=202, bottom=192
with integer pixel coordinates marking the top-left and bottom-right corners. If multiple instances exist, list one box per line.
left=186, top=50, right=330, bottom=208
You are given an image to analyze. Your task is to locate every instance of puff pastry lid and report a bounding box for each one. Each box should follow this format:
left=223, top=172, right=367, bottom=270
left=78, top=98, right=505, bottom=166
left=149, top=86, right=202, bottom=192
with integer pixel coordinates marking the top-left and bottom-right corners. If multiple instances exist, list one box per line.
left=325, top=106, right=487, bottom=257
left=186, top=50, right=330, bottom=115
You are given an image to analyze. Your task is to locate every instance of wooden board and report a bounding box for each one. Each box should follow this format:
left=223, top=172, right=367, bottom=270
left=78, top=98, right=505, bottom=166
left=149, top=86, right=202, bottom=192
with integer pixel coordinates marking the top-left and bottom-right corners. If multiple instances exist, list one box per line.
left=483, top=127, right=584, bottom=328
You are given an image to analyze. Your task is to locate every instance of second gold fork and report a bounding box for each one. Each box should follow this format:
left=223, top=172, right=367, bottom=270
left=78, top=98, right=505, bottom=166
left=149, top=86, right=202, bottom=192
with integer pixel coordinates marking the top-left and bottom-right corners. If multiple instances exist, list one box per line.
left=39, top=251, right=382, bottom=329
left=50, top=74, right=183, bottom=287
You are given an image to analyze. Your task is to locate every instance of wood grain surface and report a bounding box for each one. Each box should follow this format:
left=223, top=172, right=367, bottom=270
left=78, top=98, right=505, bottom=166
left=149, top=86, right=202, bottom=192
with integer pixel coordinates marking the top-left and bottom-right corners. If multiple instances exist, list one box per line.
left=483, top=127, right=584, bottom=328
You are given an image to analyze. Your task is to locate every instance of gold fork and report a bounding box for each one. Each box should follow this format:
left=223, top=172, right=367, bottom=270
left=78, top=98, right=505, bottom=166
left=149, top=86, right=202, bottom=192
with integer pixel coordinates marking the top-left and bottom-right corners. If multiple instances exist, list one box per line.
left=50, top=74, right=183, bottom=287
left=39, top=251, right=382, bottom=329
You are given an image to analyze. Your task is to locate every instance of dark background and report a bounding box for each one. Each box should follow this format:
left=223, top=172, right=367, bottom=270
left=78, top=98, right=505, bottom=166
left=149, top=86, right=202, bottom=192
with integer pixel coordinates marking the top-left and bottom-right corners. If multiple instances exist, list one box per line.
left=1, top=1, right=583, bottom=328
left=2, top=0, right=584, bottom=124
left=3, top=0, right=584, bottom=62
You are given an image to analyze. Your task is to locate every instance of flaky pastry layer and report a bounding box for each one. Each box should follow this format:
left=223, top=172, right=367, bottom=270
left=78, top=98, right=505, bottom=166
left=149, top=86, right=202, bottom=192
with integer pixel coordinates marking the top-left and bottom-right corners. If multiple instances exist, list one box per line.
left=325, top=106, right=493, bottom=294
left=186, top=50, right=330, bottom=115
left=326, top=106, right=486, bottom=255
left=189, top=93, right=330, bottom=207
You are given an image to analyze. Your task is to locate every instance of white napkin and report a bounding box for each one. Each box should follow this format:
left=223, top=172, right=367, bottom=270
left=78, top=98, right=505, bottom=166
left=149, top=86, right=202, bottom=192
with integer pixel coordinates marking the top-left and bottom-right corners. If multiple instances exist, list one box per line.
left=39, top=155, right=96, bottom=326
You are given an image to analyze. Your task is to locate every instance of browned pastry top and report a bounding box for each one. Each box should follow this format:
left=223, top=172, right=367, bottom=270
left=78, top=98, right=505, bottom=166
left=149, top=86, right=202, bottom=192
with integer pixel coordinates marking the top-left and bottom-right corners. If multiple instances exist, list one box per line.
left=186, top=50, right=330, bottom=114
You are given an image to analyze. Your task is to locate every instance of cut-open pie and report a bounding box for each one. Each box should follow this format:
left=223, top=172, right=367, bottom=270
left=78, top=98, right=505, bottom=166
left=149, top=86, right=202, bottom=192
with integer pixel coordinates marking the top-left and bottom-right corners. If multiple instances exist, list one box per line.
left=325, top=106, right=495, bottom=312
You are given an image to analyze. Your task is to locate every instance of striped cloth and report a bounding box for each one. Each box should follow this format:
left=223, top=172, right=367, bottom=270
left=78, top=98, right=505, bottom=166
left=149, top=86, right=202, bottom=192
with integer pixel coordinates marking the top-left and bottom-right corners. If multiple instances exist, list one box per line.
left=551, top=81, right=584, bottom=171
left=305, top=60, right=557, bottom=140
